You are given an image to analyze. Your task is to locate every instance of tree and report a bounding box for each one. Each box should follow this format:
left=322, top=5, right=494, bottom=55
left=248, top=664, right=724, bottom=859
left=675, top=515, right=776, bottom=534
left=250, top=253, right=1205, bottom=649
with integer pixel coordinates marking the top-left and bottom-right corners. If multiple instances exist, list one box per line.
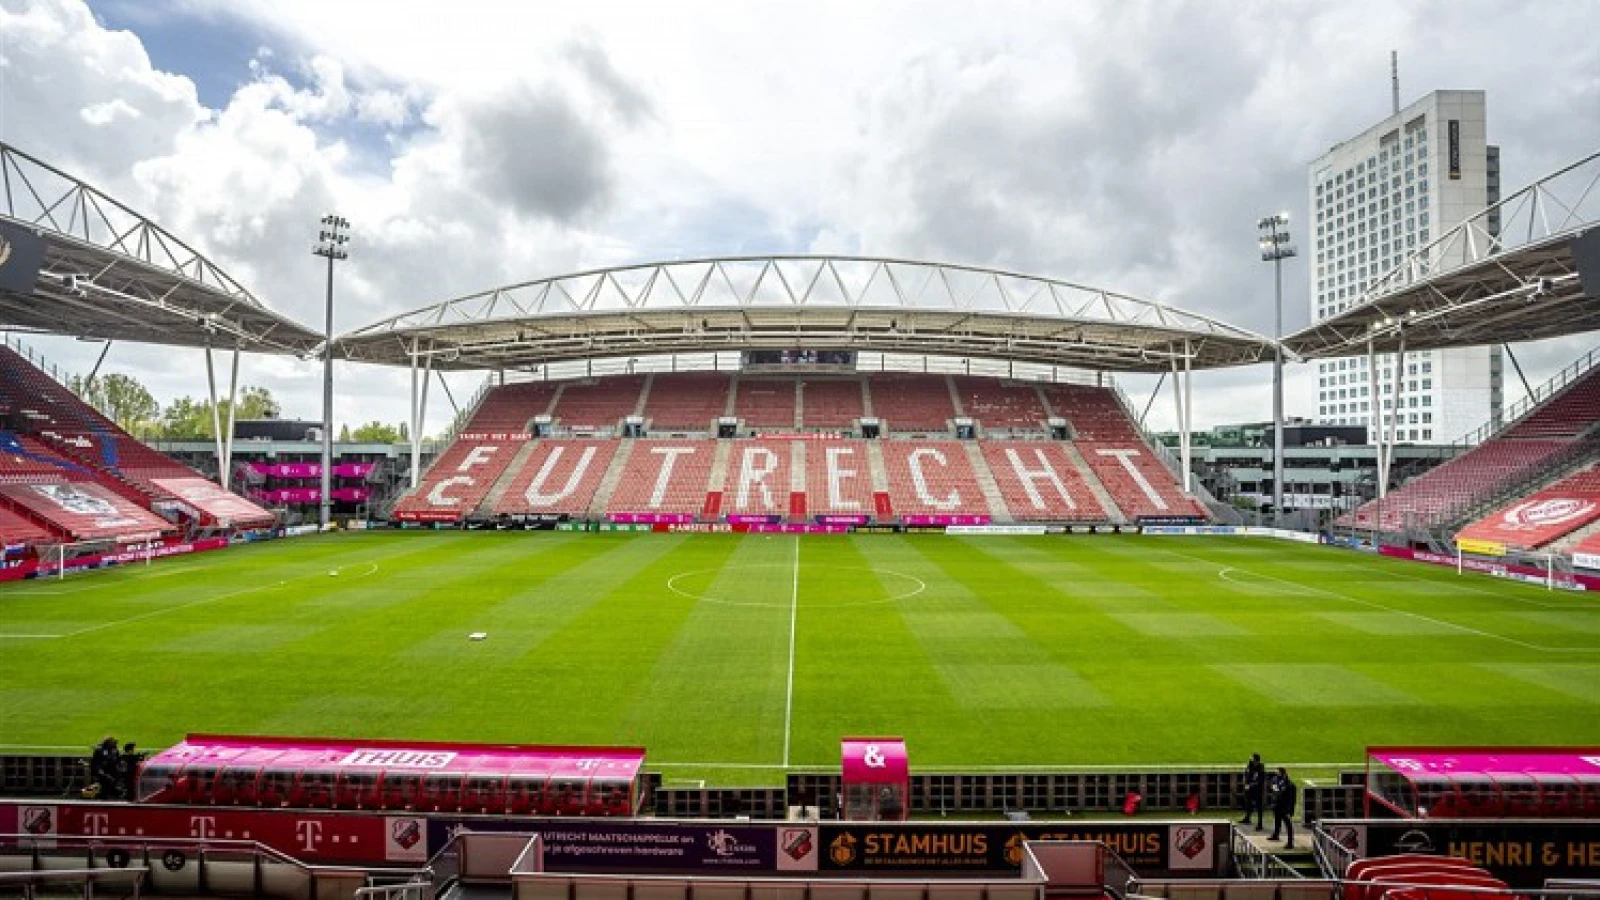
left=350, top=421, right=404, bottom=443
left=339, top=424, right=352, bottom=441
left=68, top=373, right=158, bottom=436
left=235, top=386, right=281, bottom=420
left=151, top=386, right=283, bottom=439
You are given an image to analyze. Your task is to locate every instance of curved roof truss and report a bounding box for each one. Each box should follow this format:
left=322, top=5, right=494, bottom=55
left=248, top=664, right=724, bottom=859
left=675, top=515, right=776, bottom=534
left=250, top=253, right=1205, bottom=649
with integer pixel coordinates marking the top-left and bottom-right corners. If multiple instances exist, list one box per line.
left=1287, top=148, right=1600, bottom=357
left=0, top=142, right=323, bottom=355
left=337, top=256, right=1274, bottom=373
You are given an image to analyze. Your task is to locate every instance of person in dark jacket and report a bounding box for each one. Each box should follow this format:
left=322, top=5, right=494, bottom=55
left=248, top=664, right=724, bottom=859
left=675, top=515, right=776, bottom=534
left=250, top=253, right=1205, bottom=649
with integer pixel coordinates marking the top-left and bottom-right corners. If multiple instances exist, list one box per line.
left=1239, top=753, right=1266, bottom=830
left=1269, top=767, right=1298, bottom=848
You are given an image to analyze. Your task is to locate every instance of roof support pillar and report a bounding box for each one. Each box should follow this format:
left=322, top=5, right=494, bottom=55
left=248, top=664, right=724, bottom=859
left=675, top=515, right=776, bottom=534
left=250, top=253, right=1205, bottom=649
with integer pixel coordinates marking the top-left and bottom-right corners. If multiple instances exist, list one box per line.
left=1170, top=344, right=1194, bottom=494
left=1368, top=337, right=1384, bottom=500
left=1383, top=331, right=1407, bottom=512
left=204, top=344, right=226, bottom=485
left=220, top=345, right=240, bottom=491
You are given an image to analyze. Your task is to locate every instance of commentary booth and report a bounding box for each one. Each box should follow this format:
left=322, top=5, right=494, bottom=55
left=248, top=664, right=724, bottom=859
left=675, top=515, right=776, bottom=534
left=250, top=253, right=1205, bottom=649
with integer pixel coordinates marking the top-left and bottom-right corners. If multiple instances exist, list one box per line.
left=841, top=737, right=909, bottom=821
left=136, top=734, right=647, bottom=817
left=1365, top=746, right=1600, bottom=819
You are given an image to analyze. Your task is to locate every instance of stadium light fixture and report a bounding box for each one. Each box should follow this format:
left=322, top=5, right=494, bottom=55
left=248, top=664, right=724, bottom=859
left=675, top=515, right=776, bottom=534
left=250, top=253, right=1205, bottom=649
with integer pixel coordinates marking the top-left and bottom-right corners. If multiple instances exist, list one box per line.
left=313, top=214, right=350, bottom=529
left=1258, top=212, right=1296, bottom=525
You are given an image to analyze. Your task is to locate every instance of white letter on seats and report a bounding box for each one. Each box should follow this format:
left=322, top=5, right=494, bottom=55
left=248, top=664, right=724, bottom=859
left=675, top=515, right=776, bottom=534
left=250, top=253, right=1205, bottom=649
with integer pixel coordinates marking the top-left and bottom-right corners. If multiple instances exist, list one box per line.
left=908, top=448, right=959, bottom=510
left=1097, top=448, right=1167, bottom=511
left=648, top=446, right=696, bottom=508
left=1005, top=448, right=1075, bottom=510
left=825, top=446, right=861, bottom=510
left=524, top=446, right=597, bottom=507
left=457, top=445, right=499, bottom=472
left=428, top=476, right=472, bottom=506
left=736, top=446, right=779, bottom=511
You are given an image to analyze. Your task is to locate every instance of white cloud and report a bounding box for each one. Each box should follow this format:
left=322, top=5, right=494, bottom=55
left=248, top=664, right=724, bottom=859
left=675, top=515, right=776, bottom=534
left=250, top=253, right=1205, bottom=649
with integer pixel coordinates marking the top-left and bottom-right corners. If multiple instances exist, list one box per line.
left=0, top=0, right=1596, bottom=437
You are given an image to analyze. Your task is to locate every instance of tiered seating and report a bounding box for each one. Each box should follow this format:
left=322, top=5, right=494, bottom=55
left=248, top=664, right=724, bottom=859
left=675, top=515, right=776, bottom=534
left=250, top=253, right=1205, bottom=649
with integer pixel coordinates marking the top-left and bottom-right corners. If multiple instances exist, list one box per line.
left=879, top=441, right=985, bottom=519
left=1505, top=367, right=1600, bottom=438
left=465, top=382, right=560, bottom=433
left=0, top=504, right=54, bottom=547
left=604, top=440, right=717, bottom=516
left=645, top=373, right=730, bottom=431
left=733, top=379, right=797, bottom=429
left=1077, top=442, right=1206, bottom=520
left=953, top=377, right=1046, bottom=430
left=1454, top=466, right=1600, bottom=550
left=1039, top=384, right=1141, bottom=441
left=981, top=442, right=1111, bottom=522
left=0, top=482, right=174, bottom=542
left=1341, top=439, right=1572, bottom=531
left=722, top=440, right=794, bottom=517
left=392, top=439, right=521, bottom=521
left=550, top=376, right=646, bottom=431
left=872, top=375, right=954, bottom=432
left=1573, top=529, right=1600, bottom=562
left=803, top=440, right=876, bottom=517
left=798, top=378, right=864, bottom=429
left=0, top=432, right=84, bottom=482
left=492, top=439, right=617, bottom=516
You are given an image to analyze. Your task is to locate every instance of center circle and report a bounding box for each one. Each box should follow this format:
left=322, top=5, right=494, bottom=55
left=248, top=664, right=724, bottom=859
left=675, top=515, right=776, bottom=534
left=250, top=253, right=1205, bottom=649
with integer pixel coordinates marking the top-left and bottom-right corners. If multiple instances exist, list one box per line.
left=665, top=564, right=926, bottom=608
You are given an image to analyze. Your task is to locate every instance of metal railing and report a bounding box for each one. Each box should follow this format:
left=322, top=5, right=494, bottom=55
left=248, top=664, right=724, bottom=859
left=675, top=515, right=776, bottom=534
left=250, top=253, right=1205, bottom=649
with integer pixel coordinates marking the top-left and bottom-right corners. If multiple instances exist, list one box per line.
left=1231, top=827, right=1305, bottom=880
left=0, top=866, right=150, bottom=900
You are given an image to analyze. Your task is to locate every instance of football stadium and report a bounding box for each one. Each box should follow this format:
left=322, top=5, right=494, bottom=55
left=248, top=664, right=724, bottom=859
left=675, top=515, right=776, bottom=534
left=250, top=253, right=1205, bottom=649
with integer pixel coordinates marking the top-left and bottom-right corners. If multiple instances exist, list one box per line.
left=4, top=128, right=1600, bottom=898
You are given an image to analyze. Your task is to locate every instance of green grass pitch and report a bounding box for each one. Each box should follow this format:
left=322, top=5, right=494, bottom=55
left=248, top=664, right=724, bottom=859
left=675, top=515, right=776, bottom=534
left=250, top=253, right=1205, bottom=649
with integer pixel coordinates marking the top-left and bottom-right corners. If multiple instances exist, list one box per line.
left=3, top=532, right=1599, bottom=785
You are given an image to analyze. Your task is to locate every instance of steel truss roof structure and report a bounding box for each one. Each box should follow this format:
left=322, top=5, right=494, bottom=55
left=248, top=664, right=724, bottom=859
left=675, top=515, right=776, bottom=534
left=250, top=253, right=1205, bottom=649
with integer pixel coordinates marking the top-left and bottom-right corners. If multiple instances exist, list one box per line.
left=0, top=142, right=323, bottom=355
left=1286, top=148, right=1600, bottom=358
left=336, top=256, right=1275, bottom=373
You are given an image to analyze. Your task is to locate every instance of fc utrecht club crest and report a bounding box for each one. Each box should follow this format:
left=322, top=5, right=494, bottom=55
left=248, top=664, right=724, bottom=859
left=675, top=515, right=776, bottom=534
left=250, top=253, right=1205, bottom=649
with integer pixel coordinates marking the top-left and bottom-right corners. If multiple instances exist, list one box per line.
left=828, top=832, right=857, bottom=866
left=20, top=805, right=57, bottom=848
left=1168, top=826, right=1209, bottom=870
left=1503, top=498, right=1595, bottom=530
left=778, top=827, right=818, bottom=871
left=385, top=817, right=427, bottom=862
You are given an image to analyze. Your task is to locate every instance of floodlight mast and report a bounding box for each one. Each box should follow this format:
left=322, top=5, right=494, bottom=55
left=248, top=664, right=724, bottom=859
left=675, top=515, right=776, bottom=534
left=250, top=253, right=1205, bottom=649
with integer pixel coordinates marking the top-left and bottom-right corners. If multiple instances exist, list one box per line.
left=1258, top=213, right=1296, bottom=524
left=312, top=215, right=350, bottom=529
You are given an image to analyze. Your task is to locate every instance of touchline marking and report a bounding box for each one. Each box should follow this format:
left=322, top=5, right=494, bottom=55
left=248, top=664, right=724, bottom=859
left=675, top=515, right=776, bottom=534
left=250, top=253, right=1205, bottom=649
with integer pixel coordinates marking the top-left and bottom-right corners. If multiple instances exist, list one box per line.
left=781, top=535, right=799, bottom=769
left=1179, top=548, right=1597, bottom=654
left=0, top=634, right=62, bottom=639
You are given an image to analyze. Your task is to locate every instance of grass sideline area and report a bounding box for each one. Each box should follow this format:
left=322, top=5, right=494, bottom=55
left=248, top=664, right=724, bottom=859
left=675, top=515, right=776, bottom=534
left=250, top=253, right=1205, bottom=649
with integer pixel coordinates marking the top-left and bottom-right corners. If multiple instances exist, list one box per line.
left=3, top=532, right=1598, bottom=786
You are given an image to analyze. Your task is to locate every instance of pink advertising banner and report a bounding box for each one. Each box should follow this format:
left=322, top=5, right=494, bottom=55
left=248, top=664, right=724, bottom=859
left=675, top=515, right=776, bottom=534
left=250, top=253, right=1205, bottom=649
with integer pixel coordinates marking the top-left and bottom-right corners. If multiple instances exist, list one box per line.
left=1370, top=748, right=1600, bottom=778
left=901, top=514, right=990, bottom=526
left=148, top=735, right=646, bottom=780
left=610, top=512, right=696, bottom=524
left=840, top=737, right=909, bottom=784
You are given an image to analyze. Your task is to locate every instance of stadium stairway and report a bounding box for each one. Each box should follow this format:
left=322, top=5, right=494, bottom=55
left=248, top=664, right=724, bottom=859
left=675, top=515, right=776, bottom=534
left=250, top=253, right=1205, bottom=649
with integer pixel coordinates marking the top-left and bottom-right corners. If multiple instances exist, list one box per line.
left=859, top=377, right=875, bottom=418
left=1551, top=516, right=1600, bottom=555
left=962, top=441, right=1013, bottom=522
left=635, top=373, right=654, bottom=417
left=708, top=438, right=734, bottom=494
left=1062, top=443, right=1127, bottom=524
left=586, top=438, right=636, bottom=518
left=864, top=440, right=890, bottom=494
left=477, top=439, right=540, bottom=516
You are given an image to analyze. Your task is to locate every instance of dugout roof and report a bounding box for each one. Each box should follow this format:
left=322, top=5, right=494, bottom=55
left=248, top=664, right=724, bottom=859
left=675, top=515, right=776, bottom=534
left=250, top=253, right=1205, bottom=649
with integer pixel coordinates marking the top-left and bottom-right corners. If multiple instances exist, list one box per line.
left=334, top=256, right=1277, bottom=374
left=0, top=142, right=323, bottom=356
left=1286, top=149, right=1600, bottom=358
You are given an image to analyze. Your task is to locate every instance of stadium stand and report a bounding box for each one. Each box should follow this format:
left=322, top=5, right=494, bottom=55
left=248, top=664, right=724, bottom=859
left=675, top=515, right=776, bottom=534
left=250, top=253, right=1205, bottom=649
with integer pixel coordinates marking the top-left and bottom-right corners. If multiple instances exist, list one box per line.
left=981, top=442, right=1113, bottom=522
left=1077, top=442, right=1207, bottom=519
left=953, top=376, right=1048, bottom=431
left=1571, top=527, right=1600, bottom=561
left=732, top=378, right=798, bottom=429
left=605, top=440, right=718, bottom=516
left=492, top=439, right=617, bottom=517
left=392, top=439, right=521, bottom=521
left=1039, top=383, right=1141, bottom=441
left=879, top=441, right=987, bottom=519
left=803, top=440, right=877, bottom=517
left=466, top=381, right=560, bottom=432
left=0, top=504, right=55, bottom=546
left=550, top=376, right=647, bottom=431
left=797, top=378, right=864, bottom=429
left=722, top=439, right=796, bottom=518
left=645, top=373, right=731, bottom=431
left=1342, top=365, right=1600, bottom=532
left=872, top=374, right=954, bottom=432
left=0, top=481, right=174, bottom=542
left=1454, top=466, right=1600, bottom=550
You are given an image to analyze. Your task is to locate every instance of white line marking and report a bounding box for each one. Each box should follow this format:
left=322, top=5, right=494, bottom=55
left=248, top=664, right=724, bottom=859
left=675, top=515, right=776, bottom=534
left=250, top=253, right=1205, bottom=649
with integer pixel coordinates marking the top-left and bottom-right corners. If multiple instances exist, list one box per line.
left=59, top=581, right=289, bottom=639
left=0, top=743, right=88, bottom=751
left=664, top=564, right=925, bottom=608
left=781, top=535, right=799, bottom=768
left=1174, top=547, right=1598, bottom=654
left=0, top=634, right=62, bottom=639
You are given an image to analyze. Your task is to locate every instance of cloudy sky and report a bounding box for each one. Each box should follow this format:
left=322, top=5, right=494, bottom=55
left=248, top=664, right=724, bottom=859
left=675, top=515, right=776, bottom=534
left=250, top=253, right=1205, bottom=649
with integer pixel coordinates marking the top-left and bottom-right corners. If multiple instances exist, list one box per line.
left=1, top=0, right=1597, bottom=435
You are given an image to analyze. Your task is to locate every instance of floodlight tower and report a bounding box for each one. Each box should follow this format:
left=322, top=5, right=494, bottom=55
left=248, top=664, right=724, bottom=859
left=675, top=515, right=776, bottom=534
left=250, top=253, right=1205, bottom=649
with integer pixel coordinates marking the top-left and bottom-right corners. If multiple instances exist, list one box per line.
left=1258, top=213, right=1296, bottom=523
left=313, top=214, right=350, bottom=529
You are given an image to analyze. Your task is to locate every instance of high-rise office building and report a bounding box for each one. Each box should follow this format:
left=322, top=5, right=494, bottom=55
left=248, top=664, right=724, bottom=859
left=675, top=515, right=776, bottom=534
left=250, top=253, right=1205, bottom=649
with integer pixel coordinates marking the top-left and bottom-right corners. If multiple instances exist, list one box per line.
left=1308, top=90, right=1502, bottom=443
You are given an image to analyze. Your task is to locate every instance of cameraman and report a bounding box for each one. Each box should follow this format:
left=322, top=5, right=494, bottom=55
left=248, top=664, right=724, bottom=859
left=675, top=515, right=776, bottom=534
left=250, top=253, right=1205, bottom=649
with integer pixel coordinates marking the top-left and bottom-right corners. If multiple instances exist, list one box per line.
left=119, top=742, right=146, bottom=801
left=88, top=736, right=119, bottom=799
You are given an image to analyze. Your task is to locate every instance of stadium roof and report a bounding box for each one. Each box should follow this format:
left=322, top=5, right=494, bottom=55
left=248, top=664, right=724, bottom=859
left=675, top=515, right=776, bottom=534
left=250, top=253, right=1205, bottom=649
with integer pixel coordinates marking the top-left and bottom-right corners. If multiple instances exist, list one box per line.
left=1286, top=148, right=1600, bottom=358
left=335, top=256, right=1276, bottom=374
left=0, top=142, right=323, bottom=356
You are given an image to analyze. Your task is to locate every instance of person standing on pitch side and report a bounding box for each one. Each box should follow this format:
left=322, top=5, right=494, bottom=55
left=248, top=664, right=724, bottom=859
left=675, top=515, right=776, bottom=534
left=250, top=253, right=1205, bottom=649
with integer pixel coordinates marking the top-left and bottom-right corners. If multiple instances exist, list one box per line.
left=1269, top=767, right=1298, bottom=849
left=1240, top=752, right=1266, bottom=830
